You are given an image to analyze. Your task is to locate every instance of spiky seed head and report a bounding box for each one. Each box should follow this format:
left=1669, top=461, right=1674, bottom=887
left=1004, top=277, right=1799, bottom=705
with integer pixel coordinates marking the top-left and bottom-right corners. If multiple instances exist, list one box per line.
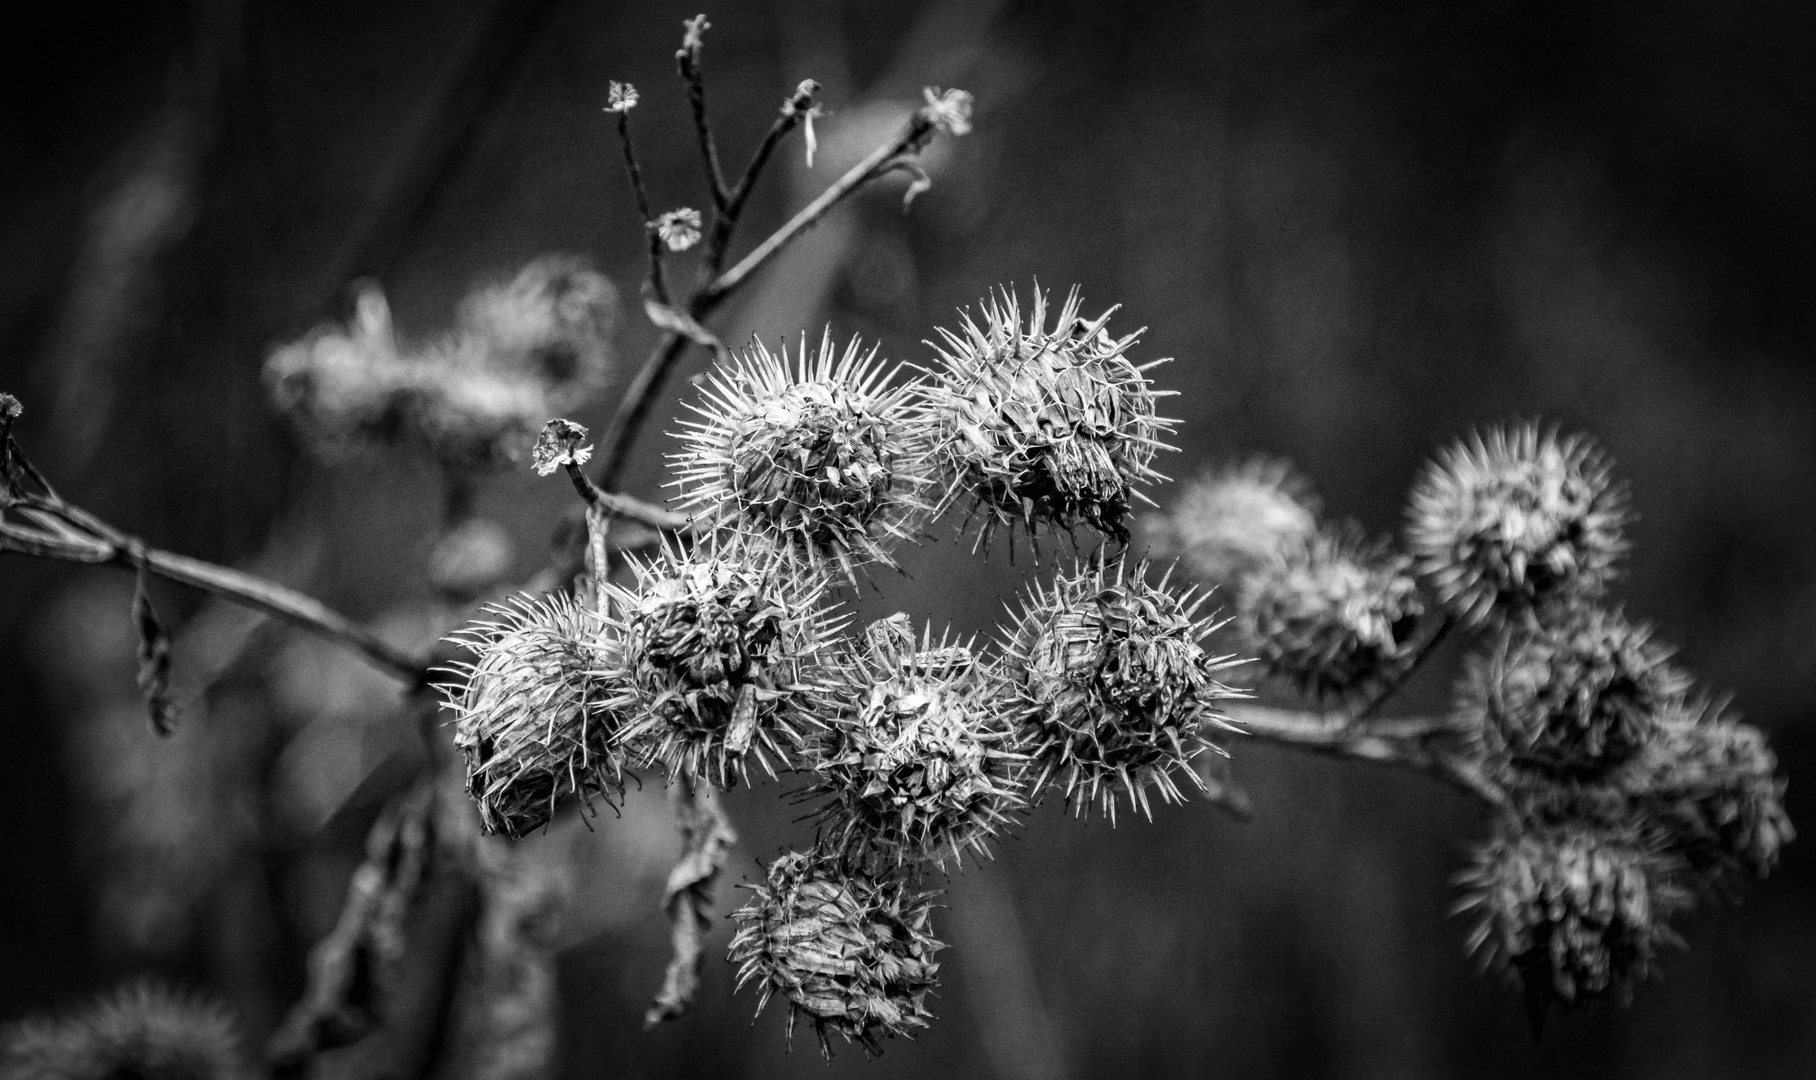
left=1455, top=823, right=1687, bottom=1020
left=924, top=287, right=1175, bottom=549
left=0, top=980, right=248, bottom=1080
left=1629, top=699, right=1794, bottom=883
left=603, top=537, right=846, bottom=787
left=1236, top=528, right=1425, bottom=700
left=807, top=617, right=1027, bottom=869
left=1002, top=555, right=1242, bottom=820
left=1407, top=425, right=1628, bottom=626
left=728, top=850, right=942, bottom=1058
left=441, top=594, right=628, bottom=838
left=1142, top=457, right=1320, bottom=585
left=669, top=333, right=930, bottom=580
left=1461, top=607, right=1686, bottom=778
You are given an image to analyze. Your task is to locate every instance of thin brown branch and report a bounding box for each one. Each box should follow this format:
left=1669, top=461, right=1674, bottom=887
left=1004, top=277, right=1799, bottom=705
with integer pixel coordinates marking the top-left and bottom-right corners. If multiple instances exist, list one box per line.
left=1356, top=613, right=1455, bottom=721
left=1229, top=703, right=1507, bottom=808
left=612, top=109, right=672, bottom=306
left=560, top=459, right=692, bottom=531
left=703, top=80, right=820, bottom=274
left=676, top=14, right=731, bottom=214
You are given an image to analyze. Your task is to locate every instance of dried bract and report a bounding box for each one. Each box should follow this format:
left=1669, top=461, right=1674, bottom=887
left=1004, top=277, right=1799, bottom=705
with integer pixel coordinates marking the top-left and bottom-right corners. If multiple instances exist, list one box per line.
left=1237, top=529, right=1424, bottom=699
left=1143, top=457, right=1319, bottom=585
left=604, top=539, right=845, bottom=786
left=808, top=617, right=1026, bottom=868
left=1002, top=555, right=1241, bottom=819
left=669, top=333, right=929, bottom=579
left=1456, top=824, right=1686, bottom=1021
left=442, top=594, right=627, bottom=838
left=1408, top=426, right=1628, bottom=625
left=728, top=850, right=942, bottom=1058
left=924, top=287, right=1174, bottom=549
left=1464, top=607, right=1685, bottom=777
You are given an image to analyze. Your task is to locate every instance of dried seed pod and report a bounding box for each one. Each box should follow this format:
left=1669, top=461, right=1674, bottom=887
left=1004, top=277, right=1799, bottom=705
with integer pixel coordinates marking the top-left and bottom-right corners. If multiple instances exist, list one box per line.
left=668, top=332, right=929, bottom=580
left=1462, top=607, right=1686, bottom=778
left=442, top=594, right=628, bottom=838
left=924, top=287, right=1174, bottom=549
left=1455, top=822, right=1687, bottom=1022
left=1002, top=555, right=1242, bottom=820
left=1407, top=426, right=1628, bottom=626
left=604, top=537, right=846, bottom=786
left=728, top=850, right=942, bottom=1058
left=1142, top=457, right=1319, bottom=585
left=807, top=617, right=1027, bottom=868
left=1629, top=699, right=1793, bottom=884
left=1236, top=528, right=1424, bottom=700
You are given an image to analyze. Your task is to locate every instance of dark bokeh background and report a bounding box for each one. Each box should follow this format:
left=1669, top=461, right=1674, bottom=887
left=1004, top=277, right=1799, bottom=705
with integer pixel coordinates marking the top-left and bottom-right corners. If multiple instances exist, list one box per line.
left=3, top=0, right=1813, bottom=1076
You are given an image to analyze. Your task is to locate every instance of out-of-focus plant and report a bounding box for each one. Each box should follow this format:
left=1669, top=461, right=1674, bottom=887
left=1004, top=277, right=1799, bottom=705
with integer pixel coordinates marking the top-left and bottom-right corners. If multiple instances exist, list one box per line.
left=0, top=10, right=1791, bottom=1073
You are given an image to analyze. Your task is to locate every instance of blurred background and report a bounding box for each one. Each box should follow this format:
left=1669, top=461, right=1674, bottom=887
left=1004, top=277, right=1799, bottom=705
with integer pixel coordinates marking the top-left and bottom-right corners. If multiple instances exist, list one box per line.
left=2, top=0, right=1813, bottom=1076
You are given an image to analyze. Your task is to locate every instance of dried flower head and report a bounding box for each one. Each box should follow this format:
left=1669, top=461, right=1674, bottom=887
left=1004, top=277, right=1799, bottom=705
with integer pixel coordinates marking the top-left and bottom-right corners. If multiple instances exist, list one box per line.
left=1456, top=823, right=1687, bottom=1021
left=656, top=208, right=703, bottom=252
left=807, top=616, right=1027, bottom=868
left=728, top=850, right=942, bottom=1058
left=454, top=254, right=619, bottom=410
left=1002, top=555, right=1241, bottom=819
left=1463, top=607, right=1686, bottom=778
left=669, top=333, right=930, bottom=579
left=604, top=538, right=846, bottom=786
left=1408, top=426, right=1629, bottom=625
left=442, top=594, right=628, bottom=838
left=1142, top=457, right=1319, bottom=585
left=0, top=980, right=248, bottom=1080
left=925, top=287, right=1174, bottom=550
left=532, top=417, right=593, bottom=476
left=1236, top=528, right=1425, bottom=700
left=1630, top=700, right=1794, bottom=884
left=605, top=81, right=639, bottom=113
left=921, top=87, right=974, bottom=136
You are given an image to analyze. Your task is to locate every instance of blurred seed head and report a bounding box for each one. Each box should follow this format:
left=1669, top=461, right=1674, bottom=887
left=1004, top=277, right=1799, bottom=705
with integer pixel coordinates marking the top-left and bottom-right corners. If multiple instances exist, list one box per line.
left=442, top=594, right=627, bottom=838
left=0, top=980, right=249, bottom=1080
left=670, top=333, right=929, bottom=580
left=728, top=850, right=942, bottom=1058
left=426, top=518, right=517, bottom=602
left=1236, top=528, right=1425, bottom=700
left=265, top=256, right=617, bottom=471
left=924, top=287, right=1174, bottom=549
left=1142, top=457, right=1319, bottom=585
left=807, top=617, right=1027, bottom=869
left=1629, top=699, right=1794, bottom=884
left=1463, top=607, right=1685, bottom=778
left=1002, top=555, right=1242, bottom=820
left=603, top=538, right=846, bottom=787
left=1456, top=823, right=1687, bottom=1020
left=1407, top=426, right=1628, bottom=626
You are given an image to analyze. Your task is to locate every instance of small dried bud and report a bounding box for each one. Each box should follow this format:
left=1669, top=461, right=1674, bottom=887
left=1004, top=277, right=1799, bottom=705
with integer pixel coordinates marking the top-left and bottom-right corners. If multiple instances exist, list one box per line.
left=532, top=418, right=592, bottom=477
left=1464, top=607, right=1685, bottom=777
left=1142, top=457, right=1319, bottom=585
left=656, top=208, right=702, bottom=252
left=1630, top=700, right=1794, bottom=883
left=1002, top=555, right=1242, bottom=819
left=1455, top=823, right=1687, bottom=1020
left=605, top=81, right=639, bottom=113
left=1408, top=425, right=1629, bottom=625
left=0, top=980, right=248, bottom=1080
left=442, top=594, right=627, bottom=838
left=680, top=13, right=710, bottom=56
left=807, top=620, right=1027, bottom=868
left=728, top=850, right=942, bottom=1058
left=925, top=287, right=1174, bottom=549
left=1236, top=529, right=1424, bottom=700
left=603, top=538, right=846, bottom=786
left=670, top=333, right=930, bottom=579
left=921, top=86, right=974, bottom=136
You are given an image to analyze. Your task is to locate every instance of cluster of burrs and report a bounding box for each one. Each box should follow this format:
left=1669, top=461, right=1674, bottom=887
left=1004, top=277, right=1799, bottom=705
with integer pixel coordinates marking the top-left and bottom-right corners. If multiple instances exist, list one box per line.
left=1146, top=426, right=1792, bottom=1026
left=440, top=286, right=1249, bottom=1055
